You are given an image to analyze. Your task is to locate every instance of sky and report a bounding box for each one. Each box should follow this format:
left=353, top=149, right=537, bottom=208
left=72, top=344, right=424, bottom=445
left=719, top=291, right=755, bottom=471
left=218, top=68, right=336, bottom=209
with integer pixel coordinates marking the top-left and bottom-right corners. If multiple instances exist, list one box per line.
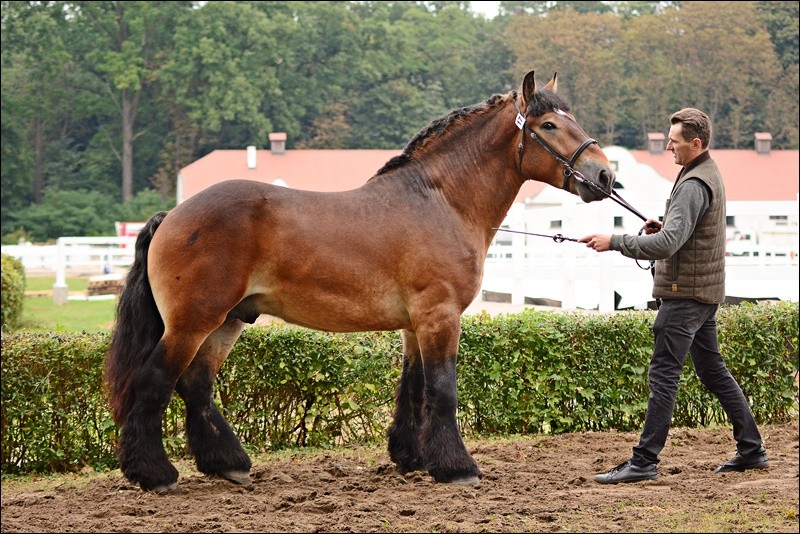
left=470, top=1, right=500, bottom=18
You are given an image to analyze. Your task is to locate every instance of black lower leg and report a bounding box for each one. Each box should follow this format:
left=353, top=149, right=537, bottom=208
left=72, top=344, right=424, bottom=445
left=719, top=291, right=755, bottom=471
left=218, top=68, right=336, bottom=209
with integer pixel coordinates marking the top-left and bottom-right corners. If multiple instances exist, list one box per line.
left=420, top=357, right=481, bottom=483
left=117, top=346, right=179, bottom=491
left=176, top=371, right=251, bottom=478
left=387, top=355, right=425, bottom=473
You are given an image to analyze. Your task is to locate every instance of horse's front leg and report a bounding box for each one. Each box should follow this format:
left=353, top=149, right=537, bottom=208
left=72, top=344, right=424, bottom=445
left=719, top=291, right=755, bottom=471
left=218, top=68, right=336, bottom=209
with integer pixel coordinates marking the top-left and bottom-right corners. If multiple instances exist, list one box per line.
left=387, top=329, right=425, bottom=473
left=417, top=316, right=482, bottom=484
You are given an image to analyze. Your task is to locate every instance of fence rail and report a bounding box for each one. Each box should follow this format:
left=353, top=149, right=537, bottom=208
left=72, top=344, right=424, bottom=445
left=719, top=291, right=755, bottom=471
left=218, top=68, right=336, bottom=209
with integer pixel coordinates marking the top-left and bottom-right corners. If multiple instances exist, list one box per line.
left=2, top=237, right=137, bottom=304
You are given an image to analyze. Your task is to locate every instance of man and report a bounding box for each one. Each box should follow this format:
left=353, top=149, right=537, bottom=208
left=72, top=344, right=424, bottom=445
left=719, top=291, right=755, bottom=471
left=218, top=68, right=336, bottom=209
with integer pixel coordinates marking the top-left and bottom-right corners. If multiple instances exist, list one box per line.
left=579, top=108, right=768, bottom=484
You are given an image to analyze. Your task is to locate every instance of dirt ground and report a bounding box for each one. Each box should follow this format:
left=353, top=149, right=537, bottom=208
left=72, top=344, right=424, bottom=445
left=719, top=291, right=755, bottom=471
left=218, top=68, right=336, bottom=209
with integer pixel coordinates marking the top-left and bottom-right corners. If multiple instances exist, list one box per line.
left=2, top=420, right=797, bottom=533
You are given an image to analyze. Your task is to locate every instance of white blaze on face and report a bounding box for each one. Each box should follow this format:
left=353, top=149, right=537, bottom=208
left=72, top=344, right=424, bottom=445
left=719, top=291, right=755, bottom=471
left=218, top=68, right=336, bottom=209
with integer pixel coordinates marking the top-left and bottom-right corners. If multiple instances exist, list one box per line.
left=555, top=109, right=577, bottom=122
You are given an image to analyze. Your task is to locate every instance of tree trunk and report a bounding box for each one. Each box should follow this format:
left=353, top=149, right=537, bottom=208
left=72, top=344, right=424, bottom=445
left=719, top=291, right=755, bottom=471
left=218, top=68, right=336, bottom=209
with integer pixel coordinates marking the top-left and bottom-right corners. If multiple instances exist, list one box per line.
left=121, top=88, right=137, bottom=203
left=33, top=117, right=45, bottom=203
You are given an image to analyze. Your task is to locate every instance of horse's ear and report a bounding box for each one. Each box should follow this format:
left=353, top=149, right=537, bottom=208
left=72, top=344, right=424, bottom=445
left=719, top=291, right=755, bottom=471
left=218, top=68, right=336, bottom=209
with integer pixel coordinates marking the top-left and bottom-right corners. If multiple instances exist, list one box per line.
left=521, top=70, right=537, bottom=105
left=544, top=72, right=558, bottom=92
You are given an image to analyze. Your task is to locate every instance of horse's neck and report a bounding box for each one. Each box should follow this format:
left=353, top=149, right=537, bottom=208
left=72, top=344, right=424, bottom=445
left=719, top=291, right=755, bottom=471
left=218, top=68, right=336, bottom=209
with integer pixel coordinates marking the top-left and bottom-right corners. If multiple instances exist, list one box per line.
left=417, top=109, right=525, bottom=231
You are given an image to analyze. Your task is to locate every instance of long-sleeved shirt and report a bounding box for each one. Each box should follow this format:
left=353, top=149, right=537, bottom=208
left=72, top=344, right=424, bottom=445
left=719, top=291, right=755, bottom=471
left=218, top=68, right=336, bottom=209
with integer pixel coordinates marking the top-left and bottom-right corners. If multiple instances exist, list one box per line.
left=610, top=179, right=711, bottom=261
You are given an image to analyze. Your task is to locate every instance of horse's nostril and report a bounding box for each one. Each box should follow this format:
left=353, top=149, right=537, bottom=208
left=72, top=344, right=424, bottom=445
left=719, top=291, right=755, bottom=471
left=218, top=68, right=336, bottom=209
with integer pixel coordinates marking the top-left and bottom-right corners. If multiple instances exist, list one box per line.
left=600, top=170, right=615, bottom=191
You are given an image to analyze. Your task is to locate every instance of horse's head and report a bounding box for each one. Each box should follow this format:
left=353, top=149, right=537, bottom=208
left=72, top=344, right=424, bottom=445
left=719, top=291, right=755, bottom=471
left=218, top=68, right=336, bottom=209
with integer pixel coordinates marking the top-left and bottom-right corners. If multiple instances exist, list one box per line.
left=515, top=70, right=615, bottom=203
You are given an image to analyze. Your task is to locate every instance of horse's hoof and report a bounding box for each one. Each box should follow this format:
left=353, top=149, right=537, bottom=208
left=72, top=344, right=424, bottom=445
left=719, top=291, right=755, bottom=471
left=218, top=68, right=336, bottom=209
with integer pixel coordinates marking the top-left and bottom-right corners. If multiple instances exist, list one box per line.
left=222, top=470, right=253, bottom=488
left=151, top=482, right=180, bottom=495
left=450, top=475, right=481, bottom=486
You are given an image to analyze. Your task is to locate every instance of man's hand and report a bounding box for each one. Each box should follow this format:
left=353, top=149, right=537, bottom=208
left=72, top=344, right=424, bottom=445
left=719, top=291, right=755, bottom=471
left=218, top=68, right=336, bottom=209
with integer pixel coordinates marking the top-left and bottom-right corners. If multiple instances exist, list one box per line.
left=579, top=234, right=612, bottom=252
left=643, top=219, right=662, bottom=235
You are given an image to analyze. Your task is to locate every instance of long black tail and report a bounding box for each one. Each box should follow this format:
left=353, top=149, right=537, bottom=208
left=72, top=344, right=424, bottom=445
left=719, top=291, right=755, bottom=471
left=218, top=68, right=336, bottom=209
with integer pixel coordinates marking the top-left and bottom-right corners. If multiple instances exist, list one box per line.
left=104, top=211, right=168, bottom=425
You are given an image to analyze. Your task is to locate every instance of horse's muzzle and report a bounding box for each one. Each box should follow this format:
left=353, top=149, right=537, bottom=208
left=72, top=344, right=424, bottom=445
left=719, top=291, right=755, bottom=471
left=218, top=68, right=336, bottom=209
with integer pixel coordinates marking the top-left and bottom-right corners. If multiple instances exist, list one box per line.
left=577, top=167, right=615, bottom=203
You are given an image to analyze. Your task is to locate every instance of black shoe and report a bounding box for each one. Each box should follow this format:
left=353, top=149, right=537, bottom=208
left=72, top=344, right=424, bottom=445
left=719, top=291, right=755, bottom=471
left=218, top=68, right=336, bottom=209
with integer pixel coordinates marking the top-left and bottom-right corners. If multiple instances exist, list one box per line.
left=714, top=448, right=769, bottom=473
left=594, top=460, right=659, bottom=484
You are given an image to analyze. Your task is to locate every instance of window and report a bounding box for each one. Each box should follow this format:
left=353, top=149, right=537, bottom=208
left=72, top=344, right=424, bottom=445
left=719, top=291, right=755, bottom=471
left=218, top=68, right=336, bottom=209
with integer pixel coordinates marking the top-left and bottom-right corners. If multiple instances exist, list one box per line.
left=726, top=216, right=735, bottom=226
left=550, top=220, right=562, bottom=229
left=614, top=216, right=623, bottom=228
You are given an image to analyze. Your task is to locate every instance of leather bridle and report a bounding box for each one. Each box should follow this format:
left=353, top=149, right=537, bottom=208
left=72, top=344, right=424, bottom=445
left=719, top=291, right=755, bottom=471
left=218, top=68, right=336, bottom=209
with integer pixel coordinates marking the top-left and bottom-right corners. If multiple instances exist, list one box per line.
left=513, top=98, right=648, bottom=223
left=505, top=96, right=655, bottom=271
left=513, top=99, right=597, bottom=192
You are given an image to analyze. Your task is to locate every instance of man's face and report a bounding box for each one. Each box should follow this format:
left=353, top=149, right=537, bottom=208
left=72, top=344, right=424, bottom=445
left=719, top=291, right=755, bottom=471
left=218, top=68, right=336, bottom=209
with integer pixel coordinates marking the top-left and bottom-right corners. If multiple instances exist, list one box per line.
left=666, top=123, right=696, bottom=166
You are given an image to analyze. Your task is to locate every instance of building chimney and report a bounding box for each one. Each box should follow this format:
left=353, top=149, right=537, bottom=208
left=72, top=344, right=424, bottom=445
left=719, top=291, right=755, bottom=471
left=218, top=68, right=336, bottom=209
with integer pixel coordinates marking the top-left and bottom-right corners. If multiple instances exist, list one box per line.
left=647, top=133, right=665, bottom=154
left=754, top=132, right=772, bottom=155
left=269, top=132, right=287, bottom=155
left=246, top=145, right=257, bottom=169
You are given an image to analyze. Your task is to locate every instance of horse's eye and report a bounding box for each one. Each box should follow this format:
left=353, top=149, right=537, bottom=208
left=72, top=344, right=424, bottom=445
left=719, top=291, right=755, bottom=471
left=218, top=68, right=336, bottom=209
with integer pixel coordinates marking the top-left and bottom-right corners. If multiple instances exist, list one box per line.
left=541, top=122, right=556, bottom=131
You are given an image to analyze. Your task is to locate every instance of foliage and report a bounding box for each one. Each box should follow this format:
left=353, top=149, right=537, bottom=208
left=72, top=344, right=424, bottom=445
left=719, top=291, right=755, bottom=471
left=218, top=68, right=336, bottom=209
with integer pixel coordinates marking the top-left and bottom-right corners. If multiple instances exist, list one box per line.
left=0, top=253, right=26, bottom=330
left=5, top=189, right=119, bottom=241
left=211, top=328, right=402, bottom=453
left=1, top=331, right=116, bottom=473
left=4, top=188, right=173, bottom=242
left=113, top=188, right=175, bottom=223
left=458, top=310, right=654, bottom=434
left=1, top=302, right=797, bottom=475
left=1, top=1, right=797, bottom=241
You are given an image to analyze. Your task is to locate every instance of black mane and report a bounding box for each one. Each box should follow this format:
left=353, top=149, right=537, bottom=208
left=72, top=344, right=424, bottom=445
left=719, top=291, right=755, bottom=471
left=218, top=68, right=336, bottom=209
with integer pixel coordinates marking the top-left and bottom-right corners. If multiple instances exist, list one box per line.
left=526, top=88, right=571, bottom=117
left=375, top=89, right=571, bottom=176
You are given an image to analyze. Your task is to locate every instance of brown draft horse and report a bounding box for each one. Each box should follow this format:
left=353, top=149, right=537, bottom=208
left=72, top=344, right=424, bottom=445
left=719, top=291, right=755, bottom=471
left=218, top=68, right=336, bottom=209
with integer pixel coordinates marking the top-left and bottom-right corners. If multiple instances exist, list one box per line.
left=104, top=70, right=616, bottom=493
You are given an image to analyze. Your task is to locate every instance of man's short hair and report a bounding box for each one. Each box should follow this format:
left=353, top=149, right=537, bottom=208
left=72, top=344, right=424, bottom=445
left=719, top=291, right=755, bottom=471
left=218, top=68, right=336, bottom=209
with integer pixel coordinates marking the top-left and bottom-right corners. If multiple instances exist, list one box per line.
left=670, top=108, right=712, bottom=149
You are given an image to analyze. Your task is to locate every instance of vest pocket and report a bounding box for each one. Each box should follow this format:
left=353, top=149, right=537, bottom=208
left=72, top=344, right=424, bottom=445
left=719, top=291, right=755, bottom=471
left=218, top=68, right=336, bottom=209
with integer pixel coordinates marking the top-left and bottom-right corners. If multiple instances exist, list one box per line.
left=671, top=252, right=680, bottom=281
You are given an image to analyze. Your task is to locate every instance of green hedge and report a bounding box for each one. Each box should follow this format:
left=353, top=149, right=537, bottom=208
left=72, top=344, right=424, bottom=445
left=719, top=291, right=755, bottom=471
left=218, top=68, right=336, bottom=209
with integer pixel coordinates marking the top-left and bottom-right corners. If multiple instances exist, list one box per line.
left=1, top=253, right=26, bottom=330
left=2, top=302, right=797, bottom=475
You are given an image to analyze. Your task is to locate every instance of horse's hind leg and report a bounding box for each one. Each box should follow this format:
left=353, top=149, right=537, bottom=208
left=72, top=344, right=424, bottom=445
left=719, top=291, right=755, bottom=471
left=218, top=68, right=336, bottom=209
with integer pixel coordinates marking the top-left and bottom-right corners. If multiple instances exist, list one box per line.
left=117, top=335, right=206, bottom=494
left=387, top=329, right=425, bottom=473
left=175, top=319, right=252, bottom=487
left=416, top=315, right=481, bottom=484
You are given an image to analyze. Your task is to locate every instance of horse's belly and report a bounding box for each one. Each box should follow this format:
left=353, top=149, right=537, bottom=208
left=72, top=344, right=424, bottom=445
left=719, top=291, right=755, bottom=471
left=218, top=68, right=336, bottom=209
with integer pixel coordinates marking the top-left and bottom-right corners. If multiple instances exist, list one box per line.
left=254, top=281, right=410, bottom=333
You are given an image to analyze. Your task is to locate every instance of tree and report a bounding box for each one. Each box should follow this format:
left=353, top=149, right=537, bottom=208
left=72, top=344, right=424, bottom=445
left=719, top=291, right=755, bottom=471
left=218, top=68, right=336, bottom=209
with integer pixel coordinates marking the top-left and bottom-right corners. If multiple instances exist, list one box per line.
left=665, top=2, right=781, bottom=148
left=1, top=2, right=73, bottom=205
left=755, top=0, right=799, bottom=70
left=507, top=8, right=625, bottom=145
left=346, top=1, right=501, bottom=148
left=614, top=10, right=682, bottom=147
left=7, top=189, right=118, bottom=241
left=65, top=1, right=188, bottom=202
left=161, top=1, right=282, bottom=153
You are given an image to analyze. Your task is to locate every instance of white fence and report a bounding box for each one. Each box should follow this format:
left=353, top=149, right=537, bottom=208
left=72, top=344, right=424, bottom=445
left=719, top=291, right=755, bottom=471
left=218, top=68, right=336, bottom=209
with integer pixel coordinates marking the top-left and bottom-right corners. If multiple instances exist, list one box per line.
left=483, top=202, right=799, bottom=311
left=2, top=236, right=136, bottom=304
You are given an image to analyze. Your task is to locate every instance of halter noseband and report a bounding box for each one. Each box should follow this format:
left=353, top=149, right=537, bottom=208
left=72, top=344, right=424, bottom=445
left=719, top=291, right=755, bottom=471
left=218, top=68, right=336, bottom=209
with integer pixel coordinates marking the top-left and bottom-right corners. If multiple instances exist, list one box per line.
left=514, top=99, right=597, bottom=191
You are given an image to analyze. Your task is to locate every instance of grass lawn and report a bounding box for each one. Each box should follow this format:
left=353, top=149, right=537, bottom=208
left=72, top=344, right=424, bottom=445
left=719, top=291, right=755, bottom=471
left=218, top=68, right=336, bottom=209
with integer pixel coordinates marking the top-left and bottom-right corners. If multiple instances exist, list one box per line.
left=25, top=275, right=90, bottom=292
left=18, top=275, right=116, bottom=333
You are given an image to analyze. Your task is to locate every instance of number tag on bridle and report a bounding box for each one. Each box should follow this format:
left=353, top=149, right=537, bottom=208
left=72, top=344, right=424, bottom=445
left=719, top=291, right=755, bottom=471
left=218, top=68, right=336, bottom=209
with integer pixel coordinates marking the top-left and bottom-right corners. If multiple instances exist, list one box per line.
left=515, top=113, right=525, bottom=130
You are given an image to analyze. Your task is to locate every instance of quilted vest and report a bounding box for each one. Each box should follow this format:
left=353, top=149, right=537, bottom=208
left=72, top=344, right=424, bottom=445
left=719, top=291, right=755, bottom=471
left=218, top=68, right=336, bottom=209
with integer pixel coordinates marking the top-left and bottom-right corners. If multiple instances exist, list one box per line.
left=653, top=157, right=726, bottom=303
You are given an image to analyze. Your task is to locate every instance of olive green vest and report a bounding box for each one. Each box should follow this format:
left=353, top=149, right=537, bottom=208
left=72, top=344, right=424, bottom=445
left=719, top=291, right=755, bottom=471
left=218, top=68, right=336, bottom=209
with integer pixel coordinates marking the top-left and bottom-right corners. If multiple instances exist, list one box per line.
left=653, top=157, right=726, bottom=303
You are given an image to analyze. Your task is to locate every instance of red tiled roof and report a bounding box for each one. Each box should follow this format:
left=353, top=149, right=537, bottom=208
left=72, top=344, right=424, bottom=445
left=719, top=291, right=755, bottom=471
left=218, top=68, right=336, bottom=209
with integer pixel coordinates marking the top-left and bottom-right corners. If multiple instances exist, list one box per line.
left=178, top=147, right=798, bottom=204
left=178, top=148, right=548, bottom=203
left=629, top=149, right=799, bottom=201
left=178, top=149, right=397, bottom=202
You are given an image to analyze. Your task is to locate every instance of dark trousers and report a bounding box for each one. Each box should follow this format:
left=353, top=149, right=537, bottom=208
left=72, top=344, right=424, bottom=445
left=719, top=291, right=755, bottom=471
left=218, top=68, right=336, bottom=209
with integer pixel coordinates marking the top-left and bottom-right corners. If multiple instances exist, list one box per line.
left=631, top=299, right=764, bottom=466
